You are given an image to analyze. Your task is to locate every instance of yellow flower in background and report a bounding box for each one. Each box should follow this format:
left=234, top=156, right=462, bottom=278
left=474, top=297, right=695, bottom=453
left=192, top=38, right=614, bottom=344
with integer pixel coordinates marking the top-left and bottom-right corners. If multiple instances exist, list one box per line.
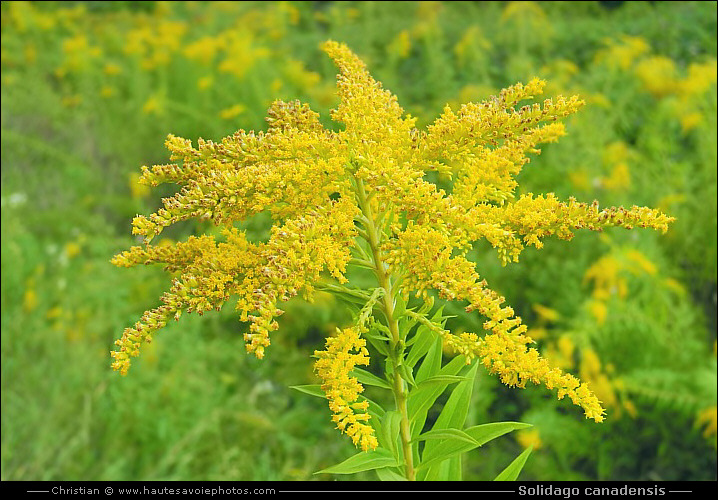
left=61, top=95, right=82, bottom=108
left=501, top=1, right=554, bottom=44
left=588, top=300, right=608, bottom=325
left=6, top=1, right=57, bottom=32
left=594, top=35, right=650, bottom=70
left=622, top=398, right=638, bottom=419
left=544, top=334, right=575, bottom=370
left=533, top=304, right=561, bottom=323
left=23, top=43, right=37, bottom=65
left=183, top=35, right=224, bottom=65
left=282, top=59, right=321, bottom=91
left=57, top=34, right=101, bottom=74
left=129, top=172, right=151, bottom=199
left=584, top=254, right=623, bottom=300
left=696, top=406, right=717, bottom=440
left=454, top=26, right=491, bottom=67
left=103, top=63, right=122, bottom=76
left=516, top=428, right=542, bottom=450
left=584, top=246, right=662, bottom=326
left=527, top=326, right=547, bottom=341
left=602, top=162, right=631, bottom=191
left=156, top=20, right=188, bottom=52
left=600, top=142, right=632, bottom=191
left=277, top=1, right=301, bottom=26
left=46, top=306, right=63, bottom=320
left=388, top=30, right=412, bottom=60
left=678, top=59, right=717, bottom=98
left=679, top=111, right=703, bottom=133
left=142, top=95, right=163, bottom=115
left=557, top=336, right=574, bottom=362
left=585, top=92, right=611, bottom=108
left=123, top=26, right=151, bottom=56
left=197, top=76, right=214, bottom=91
left=602, top=141, right=629, bottom=166
left=219, top=104, right=246, bottom=120
left=23, top=288, right=38, bottom=313
left=625, top=250, right=657, bottom=276
left=656, top=193, right=685, bottom=213
left=663, top=277, right=686, bottom=296
left=65, top=242, right=81, bottom=259
left=124, top=19, right=187, bottom=70
left=579, top=348, right=618, bottom=411
left=218, top=32, right=270, bottom=80
left=635, top=56, right=679, bottom=97
left=501, top=1, right=547, bottom=24
left=259, top=1, right=301, bottom=40
left=62, top=34, right=89, bottom=54
left=100, top=86, right=115, bottom=98
left=540, top=59, right=579, bottom=83
left=416, top=1, right=442, bottom=20
left=568, top=168, right=591, bottom=192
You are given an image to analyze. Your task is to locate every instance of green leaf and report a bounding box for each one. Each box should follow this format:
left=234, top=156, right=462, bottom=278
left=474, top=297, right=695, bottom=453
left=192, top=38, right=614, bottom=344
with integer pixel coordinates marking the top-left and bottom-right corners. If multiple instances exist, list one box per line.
left=414, top=437, right=478, bottom=471
left=408, top=355, right=467, bottom=423
left=404, top=324, right=436, bottom=368
left=420, top=362, right=478, bottom=480
left=397, top=316, right=417, bottom=343
left=415, top=337, right=443, bottom=384
left=465, top=422, right=533, bottom=447
left=443, top=456, right=462, bottom=481
left=380, top=411, right=402, bottom=459
left=289, top=385, right=325, bottom=398
left=433, top=363, right=478, bottom=430
left=371, top=320, right=392, bottom=336
left=398, top=363, right=417, bottom=387
left=316, top=448, right=399, bottom=475
left=416, top=375, right=469, bottom=388
left=494, top=446, right=533, bottom=481
left=413, top=307, right=451, bottom=382
left=417, top=296, right=435, bottom=315
left=331, top=290, right=372, bottom=306
left=365, top=326, right=389, bottom=356
left=393, top=294, right=407, bottom=319
left=352, top=367, right=392, bottom=389
left=413, top=428, right=479, bottom=445
left=375, top=467, right=409, bottom=481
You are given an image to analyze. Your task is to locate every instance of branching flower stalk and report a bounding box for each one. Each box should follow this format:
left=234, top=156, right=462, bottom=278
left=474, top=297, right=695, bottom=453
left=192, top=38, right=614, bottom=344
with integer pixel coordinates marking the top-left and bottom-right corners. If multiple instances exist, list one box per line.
left=110, top=41, right=674, bottom=480
left=354, top=175, right=416, bottom=479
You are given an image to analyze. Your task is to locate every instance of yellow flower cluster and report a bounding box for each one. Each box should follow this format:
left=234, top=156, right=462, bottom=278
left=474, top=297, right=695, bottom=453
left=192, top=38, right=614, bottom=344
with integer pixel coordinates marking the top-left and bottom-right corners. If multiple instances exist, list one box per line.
left=696, top=406, right=717, bottom=441
left=595, top=36, right=717, bottom=132
left=112, top=41, right=673, bottom=428
left=314, top=326, right=378, bottom=451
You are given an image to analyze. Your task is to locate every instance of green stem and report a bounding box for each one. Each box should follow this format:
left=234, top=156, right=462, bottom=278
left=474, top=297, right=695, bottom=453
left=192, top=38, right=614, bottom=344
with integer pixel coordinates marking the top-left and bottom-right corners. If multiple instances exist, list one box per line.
left=354, top=177, right=416, bottom=481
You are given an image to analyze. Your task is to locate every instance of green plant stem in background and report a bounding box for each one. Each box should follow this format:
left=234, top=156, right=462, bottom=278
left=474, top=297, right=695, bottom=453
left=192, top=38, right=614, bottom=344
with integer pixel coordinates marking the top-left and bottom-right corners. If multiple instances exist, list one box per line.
left=355, top=175, right=416, bottom=480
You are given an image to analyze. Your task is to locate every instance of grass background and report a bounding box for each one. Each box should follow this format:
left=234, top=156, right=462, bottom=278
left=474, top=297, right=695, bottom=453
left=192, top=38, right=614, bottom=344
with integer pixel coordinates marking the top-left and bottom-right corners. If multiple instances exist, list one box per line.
left=2, top=1, right=716, bottom=481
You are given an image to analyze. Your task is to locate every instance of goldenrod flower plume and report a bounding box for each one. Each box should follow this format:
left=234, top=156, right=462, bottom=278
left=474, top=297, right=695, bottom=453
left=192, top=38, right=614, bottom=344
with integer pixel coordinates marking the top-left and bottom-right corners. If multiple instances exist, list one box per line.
left=112, top=41, right=674, bottom=428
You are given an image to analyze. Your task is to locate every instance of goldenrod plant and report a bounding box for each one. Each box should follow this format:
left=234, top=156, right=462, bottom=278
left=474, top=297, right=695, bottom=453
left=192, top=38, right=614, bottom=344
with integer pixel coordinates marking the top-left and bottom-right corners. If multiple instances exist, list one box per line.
left=110, top=41, right=673, bottom=480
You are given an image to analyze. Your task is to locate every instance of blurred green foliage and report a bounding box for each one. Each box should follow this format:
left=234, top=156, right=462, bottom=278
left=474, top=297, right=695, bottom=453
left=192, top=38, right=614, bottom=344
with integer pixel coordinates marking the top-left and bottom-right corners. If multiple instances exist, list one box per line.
left=1, top=0, right=716, bottom=481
